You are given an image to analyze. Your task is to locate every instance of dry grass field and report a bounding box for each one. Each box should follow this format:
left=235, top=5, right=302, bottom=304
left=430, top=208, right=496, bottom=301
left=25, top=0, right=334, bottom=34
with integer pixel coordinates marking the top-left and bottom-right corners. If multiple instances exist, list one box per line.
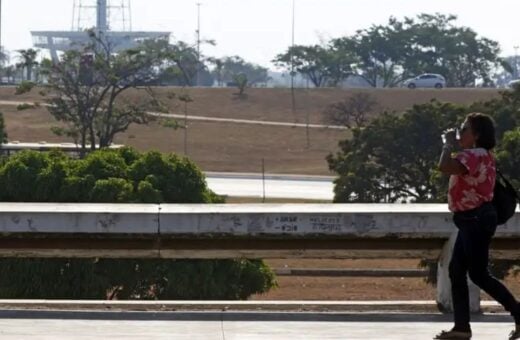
left=252, top=259, right=520, bottom=301
left=2, top=87, right=515, bottom=302
left=0, top=87, right=500, bottom=175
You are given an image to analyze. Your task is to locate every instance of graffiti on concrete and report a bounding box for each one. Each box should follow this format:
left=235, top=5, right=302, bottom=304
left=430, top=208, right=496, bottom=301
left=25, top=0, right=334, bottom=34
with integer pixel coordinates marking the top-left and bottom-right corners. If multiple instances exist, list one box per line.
left=97, top=214, right=120, bottom=231
left=310, top=215, right=342, bottom=232
left=274, top=215, right=299, bottom=232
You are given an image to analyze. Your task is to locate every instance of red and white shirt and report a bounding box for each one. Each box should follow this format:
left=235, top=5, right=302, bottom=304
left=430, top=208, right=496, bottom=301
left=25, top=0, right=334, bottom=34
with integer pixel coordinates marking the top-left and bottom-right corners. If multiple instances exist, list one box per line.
left=448, top=148, right=496, bottom=212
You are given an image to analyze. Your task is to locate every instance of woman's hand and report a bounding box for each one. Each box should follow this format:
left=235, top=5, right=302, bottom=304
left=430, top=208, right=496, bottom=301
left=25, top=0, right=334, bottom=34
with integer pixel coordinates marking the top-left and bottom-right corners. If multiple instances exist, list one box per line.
left=439, top=129, right=467, bottom=175
left=442, top=129, right=457, bottom=146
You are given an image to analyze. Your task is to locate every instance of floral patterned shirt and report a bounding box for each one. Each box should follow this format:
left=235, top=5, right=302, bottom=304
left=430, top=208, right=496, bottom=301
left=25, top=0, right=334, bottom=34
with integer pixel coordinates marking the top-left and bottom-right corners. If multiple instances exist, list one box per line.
left=448, top=148, right=496, bottom=212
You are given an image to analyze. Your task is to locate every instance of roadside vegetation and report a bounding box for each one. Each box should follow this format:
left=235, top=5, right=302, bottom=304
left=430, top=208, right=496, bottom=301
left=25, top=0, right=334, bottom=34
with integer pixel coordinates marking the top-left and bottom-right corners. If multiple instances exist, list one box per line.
left=0, top=147, right=277, bottom=299
left=327, top=85, right=520, bottom=281
left=328, top=85, right=520, bottom=203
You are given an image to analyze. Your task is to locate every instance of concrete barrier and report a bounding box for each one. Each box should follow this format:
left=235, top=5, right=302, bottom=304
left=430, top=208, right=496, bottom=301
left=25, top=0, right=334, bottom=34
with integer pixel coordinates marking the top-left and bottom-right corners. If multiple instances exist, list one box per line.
left=0, top=203, right=519, bottom=312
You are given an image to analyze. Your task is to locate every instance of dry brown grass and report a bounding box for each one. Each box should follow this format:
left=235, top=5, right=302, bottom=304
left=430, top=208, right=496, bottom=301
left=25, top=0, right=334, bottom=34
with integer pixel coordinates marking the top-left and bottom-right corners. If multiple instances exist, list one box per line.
left=251, top=259, right=520, bottom=301
left=254, top=259, right=436, bottom=301
left=0, top=87, right=500, bottom=175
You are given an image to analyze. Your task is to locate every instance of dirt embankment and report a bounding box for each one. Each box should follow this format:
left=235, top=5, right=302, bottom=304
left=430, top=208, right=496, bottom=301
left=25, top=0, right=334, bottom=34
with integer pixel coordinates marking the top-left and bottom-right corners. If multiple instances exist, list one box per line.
left=0, top=87, right=499, bottom=175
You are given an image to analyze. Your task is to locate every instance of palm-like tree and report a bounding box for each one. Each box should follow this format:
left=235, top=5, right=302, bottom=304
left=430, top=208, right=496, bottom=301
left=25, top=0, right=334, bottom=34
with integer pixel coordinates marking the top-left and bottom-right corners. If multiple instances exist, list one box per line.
left=16, top=49, right=39, bottom=81
left=3, top=65, right=16, bottom=83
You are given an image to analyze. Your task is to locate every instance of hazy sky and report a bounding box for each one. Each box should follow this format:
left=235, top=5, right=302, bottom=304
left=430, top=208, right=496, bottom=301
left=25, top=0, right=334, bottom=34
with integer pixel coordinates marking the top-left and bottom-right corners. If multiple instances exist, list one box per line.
left=2, top=0, right=520, bottom=67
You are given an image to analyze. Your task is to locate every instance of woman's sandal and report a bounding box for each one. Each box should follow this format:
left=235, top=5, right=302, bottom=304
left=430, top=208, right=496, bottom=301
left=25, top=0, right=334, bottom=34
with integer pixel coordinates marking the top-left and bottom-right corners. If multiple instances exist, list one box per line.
left=434, top=329, right=472, bottom=339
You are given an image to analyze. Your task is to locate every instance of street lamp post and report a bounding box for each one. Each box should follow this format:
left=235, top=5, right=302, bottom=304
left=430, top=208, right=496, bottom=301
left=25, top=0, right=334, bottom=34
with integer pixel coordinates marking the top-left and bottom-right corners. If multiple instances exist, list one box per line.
left=196, top=3, right=201, bottom=87
left=290, top=0, right=295, bottom=90
left=290, top=0, right=296, bottom=122
left=0, top=0, right=3, bottom=63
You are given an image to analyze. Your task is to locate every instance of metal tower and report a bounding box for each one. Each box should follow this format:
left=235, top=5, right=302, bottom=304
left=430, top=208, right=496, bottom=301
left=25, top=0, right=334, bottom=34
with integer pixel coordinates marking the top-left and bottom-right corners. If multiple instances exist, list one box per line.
left=31, top=0, right=169, bottom=61
left=71, top=0, right=132, bottom=32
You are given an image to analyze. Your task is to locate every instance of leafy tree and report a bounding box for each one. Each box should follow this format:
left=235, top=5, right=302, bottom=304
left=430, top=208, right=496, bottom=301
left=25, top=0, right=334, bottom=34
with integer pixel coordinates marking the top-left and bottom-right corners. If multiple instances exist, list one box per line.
left=0, top=148, right=276, bottom=299
left=213, top=58, right=224, bottom=86
left=213, top=56, right=269, bottom=87
left=0, top=112, right=7, bottom=143
left=159, top=41, right=214, bottom=86
left=495, top=128, right=520, bottom=189
left=0, top=48, right=8, bottom=67
left=281, top=14, right=504, bottom=88
left=328, top=88, right=520, bottom=284
left=469, top=85, right=520, bottom=187
left=233, top=73, right=248, bottom=96
left=0, top=49, right=8, bottom=81
left=403, top=14, right=504, bottom=87
left=2, top=65, right=14, bottom=83
left=38, top=31, right=176, bottom=154
left=491, top=55, right=517, bottom=87
left=273, top=44, right=355, bottom=87
left=469, top=85, right=520, bottom=140
left=332, top=20, right=412, bottom=88
left=328, top=85, right=520, bottom=202
left=327, top=101, right=467, bottom=202
left=16, top=49, right=39, bottom=81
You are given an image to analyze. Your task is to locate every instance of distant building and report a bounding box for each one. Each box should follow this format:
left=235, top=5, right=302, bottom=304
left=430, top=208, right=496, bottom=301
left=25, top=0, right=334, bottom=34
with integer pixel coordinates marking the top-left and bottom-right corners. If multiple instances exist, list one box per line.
left=31, top=0, right=170, bottom=61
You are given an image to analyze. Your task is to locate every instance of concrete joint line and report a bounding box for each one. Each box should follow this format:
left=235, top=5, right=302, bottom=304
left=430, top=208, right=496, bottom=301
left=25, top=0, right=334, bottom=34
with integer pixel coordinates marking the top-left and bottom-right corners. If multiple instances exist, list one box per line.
left=156, top=204, right=162, bottom=258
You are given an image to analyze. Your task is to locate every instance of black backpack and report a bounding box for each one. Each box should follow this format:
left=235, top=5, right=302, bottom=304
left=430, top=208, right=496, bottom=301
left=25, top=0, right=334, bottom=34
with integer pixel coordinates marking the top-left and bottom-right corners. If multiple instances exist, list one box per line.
left=492, top=169, right=519, bottom=225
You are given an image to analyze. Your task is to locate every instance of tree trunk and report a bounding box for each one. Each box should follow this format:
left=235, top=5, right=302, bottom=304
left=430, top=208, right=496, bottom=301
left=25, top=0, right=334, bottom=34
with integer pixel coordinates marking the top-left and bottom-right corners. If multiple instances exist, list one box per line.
left=80, top=129, right=87, bottom=159
left=89, top=126, right=96, bottom=152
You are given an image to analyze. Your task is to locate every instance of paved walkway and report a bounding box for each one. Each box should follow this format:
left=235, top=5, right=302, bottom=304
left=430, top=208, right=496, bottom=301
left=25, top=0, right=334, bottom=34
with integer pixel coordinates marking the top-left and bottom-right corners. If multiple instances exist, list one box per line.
left=0, top=100, right=348, bottom=130
left=0, top=310, right=514, bottom=339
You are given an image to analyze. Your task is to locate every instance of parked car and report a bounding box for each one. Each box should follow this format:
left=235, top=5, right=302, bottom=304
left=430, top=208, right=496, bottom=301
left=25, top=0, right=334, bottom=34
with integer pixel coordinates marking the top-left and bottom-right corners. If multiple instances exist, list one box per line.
left=403, top=73, right=446, bottom=89
left=508, top=79, right=520, bottom=89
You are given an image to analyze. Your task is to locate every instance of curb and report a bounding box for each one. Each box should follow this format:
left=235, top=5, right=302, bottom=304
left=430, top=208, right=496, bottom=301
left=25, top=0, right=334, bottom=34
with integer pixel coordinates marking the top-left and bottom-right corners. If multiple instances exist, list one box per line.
left=0, top=300, right=502, bottom=314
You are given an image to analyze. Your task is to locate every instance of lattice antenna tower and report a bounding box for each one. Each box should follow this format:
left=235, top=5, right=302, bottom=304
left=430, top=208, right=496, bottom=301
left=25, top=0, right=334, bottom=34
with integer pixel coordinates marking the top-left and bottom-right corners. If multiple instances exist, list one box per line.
left=71, top=0, right=132, bottom=32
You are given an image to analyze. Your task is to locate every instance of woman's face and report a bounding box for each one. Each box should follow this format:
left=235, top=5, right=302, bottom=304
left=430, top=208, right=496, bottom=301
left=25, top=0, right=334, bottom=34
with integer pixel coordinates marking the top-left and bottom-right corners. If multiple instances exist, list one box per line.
left=458, top=119, right=477, bottom=149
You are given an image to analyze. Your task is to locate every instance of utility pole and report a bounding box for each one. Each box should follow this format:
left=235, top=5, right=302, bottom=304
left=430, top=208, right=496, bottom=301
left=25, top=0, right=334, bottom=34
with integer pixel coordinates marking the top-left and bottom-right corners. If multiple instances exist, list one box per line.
left=290, top=0, right=296, bottom=123
left=290, top=0, right=295, bottom=90
left=262, top=158, right=266, bottom=203
left=184, top=100, right=188, bottom=155
left=196, top=3, right=201, bottom=87
left=0, top=0, right=3, bottom=66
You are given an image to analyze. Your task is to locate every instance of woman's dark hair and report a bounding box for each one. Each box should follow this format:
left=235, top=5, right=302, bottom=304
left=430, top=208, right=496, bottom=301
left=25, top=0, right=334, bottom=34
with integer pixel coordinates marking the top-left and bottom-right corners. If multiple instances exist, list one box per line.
left=467, top=112, right=496, bottom=150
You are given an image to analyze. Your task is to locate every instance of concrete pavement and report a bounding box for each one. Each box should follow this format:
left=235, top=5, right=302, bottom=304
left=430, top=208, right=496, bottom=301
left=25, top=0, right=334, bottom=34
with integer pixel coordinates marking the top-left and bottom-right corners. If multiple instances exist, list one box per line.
left=0, top=310, right=515, bottom=339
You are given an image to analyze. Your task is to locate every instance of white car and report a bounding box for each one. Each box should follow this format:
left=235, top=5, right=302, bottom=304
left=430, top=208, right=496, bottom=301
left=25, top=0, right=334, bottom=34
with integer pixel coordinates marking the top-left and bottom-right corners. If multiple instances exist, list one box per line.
left=508, top=79, right=520, bottom=88
left=403, top=74, right=446, bottom=89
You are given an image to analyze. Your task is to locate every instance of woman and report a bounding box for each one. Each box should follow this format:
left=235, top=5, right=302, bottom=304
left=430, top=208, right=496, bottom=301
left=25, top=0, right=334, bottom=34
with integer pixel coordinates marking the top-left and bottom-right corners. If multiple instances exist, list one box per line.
left=435, top=112, right=520, bottom=340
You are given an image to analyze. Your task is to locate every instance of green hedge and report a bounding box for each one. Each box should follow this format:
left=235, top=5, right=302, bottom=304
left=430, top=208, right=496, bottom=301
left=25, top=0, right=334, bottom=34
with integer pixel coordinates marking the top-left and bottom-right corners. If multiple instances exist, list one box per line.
left=0, top=112, right=6, bottom=143
left=0, top=148, right=276, bottom=299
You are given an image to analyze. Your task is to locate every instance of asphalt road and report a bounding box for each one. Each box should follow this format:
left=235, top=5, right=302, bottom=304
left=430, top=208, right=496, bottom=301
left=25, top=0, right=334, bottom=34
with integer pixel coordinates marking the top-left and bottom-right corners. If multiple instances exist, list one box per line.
left=205, top=172, right=334, bottom=200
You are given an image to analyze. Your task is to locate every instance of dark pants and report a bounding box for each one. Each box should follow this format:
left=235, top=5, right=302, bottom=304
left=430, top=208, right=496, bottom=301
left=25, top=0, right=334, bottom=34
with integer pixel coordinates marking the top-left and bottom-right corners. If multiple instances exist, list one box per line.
left=450, top=202, right=520, bottom=330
